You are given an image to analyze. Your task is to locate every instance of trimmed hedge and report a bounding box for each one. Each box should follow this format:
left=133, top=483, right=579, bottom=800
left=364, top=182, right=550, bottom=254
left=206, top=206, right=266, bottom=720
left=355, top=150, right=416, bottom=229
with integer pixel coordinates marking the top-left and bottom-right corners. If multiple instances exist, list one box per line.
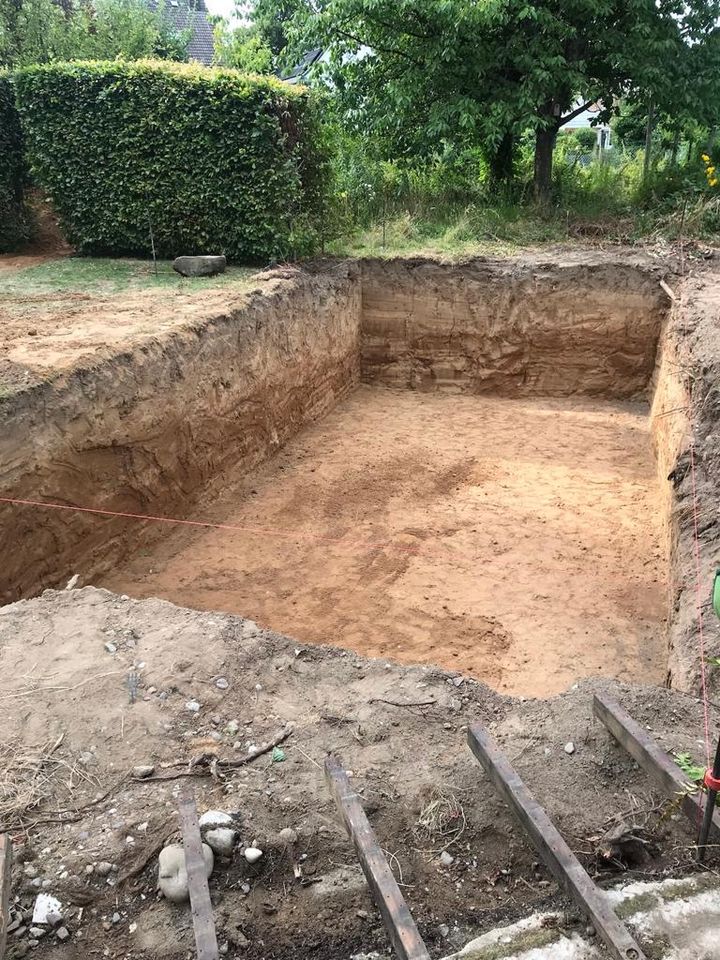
left=14, top=60, right=329, bottom=261
left=0, top=73, right=30, bottom=253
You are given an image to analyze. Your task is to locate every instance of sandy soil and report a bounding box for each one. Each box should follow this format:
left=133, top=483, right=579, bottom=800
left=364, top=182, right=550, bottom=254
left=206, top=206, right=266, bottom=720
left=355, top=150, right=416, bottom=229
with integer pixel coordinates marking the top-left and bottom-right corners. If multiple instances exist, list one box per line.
left=100, top=386, right=666, bottom=697
left=0, top=587, right=709, bottom=960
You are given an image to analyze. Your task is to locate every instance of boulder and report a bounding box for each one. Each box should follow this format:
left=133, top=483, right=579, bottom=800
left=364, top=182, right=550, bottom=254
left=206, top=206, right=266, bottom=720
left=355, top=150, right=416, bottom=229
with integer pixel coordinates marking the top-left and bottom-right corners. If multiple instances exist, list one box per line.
left=173, top=255, right=226, bottom=278
left=158, top=843, right=213, bottom=903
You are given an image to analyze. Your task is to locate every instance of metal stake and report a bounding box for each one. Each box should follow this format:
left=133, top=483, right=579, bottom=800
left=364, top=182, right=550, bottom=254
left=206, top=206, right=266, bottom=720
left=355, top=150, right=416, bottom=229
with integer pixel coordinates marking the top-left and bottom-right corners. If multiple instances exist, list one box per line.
left=698, top=732, right=720, bottom=861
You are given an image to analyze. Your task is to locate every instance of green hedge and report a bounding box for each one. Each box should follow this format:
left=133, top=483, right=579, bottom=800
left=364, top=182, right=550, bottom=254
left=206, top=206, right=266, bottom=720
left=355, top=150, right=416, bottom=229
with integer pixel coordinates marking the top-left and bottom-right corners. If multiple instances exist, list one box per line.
left=0, top=73, right=30, bottom=253
left=14, top=60, right=329, bottom=261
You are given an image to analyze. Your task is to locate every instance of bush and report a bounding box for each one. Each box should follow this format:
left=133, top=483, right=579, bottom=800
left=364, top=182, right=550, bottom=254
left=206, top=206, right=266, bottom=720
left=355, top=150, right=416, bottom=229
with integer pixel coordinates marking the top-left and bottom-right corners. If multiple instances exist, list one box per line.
left=0, top=72, right=30, bottom=252
left=14, top=60, right=329, bottom=261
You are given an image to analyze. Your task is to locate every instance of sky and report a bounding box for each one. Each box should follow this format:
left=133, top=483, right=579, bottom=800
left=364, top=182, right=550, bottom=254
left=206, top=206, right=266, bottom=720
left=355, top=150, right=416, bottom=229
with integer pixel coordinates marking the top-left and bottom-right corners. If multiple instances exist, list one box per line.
left=204, top=0, right=243, bottom=20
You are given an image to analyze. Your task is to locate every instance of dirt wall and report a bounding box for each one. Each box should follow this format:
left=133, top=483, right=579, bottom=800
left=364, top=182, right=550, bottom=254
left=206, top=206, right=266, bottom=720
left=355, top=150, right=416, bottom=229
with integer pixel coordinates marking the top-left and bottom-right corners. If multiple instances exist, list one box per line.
left=361, top=256, right=668, bottom=397
left=651, top=271, right=720, bottom=694
left=0, top=262, right=361, bottom=601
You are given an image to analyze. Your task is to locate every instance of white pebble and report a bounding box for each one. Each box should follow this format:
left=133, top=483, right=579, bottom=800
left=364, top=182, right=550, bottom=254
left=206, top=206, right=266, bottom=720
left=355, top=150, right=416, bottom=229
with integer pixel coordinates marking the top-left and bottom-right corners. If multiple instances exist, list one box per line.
left=244, top=847, right=263, bottom=864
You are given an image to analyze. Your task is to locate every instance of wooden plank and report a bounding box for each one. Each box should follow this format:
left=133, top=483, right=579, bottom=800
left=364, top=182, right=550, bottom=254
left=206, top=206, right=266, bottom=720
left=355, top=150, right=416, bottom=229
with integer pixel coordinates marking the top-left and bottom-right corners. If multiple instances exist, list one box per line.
left=324, top=755, right=430, bottom=960
left=467, top=723, right=646, bottom=960
left=0, top=835, right=12, bottom=960
left=178, top=788, right=219, bottom=960
left=593, top=692, right=720, bottom=841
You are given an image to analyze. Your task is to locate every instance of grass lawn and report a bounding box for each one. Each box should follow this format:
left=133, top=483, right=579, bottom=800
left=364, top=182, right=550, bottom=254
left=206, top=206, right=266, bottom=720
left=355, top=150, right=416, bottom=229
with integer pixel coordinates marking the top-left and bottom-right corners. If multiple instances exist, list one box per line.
left=0, top=256, right=259, bottom=295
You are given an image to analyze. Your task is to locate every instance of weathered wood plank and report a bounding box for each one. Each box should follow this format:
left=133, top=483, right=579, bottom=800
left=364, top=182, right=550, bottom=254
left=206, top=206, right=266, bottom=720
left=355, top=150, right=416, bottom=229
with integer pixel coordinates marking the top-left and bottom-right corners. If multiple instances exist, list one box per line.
left=324, top=756, right=430, bottom=960
left=593, top=692, right=720, bottom=841
left=178, top=788, right=219, bottom=960
left=467, top=723, right=646, bottom=960
left=0, top=835, right=12, bottom=960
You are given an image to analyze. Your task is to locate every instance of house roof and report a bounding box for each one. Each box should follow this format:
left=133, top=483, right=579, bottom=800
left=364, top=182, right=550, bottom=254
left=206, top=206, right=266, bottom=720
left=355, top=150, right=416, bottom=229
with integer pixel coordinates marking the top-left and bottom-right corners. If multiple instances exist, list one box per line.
left=282, top=47, right=324, bottom=83
left=151, top=0, right=215, bottom=65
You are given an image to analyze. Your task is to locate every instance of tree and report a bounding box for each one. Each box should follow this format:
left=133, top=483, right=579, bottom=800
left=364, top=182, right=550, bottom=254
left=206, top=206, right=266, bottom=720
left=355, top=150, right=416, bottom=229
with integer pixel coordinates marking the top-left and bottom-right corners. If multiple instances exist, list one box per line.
left=0, top=0, right=192, bottom=67
left=292, top=0, right=720, bottom=197
left=213, top=20, right=273, bottom=70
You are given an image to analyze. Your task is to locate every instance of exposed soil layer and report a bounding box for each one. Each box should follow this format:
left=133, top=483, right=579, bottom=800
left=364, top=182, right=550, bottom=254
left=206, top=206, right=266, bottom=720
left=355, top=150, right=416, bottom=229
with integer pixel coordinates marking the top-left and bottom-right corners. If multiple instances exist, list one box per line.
left=0, top=587, right=713, bottom=960
left=361, top=257, right=667, bottom=396
left=100, top=386, right=666, bottom=697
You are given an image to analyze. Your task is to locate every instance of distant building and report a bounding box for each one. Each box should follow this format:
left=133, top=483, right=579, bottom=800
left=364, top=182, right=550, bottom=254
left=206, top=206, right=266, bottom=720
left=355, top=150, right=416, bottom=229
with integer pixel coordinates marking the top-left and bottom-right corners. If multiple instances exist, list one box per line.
left=150, top=0, right=215, bottom=65
left=560, top=103, right=612, bottom=150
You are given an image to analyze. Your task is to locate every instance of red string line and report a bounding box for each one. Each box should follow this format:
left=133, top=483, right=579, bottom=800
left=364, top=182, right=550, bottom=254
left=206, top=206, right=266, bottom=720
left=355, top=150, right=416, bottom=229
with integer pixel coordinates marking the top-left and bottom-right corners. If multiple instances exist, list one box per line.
left=689, top=441, right=712, bottom=769
left=0, top=495, right=467, bottom=563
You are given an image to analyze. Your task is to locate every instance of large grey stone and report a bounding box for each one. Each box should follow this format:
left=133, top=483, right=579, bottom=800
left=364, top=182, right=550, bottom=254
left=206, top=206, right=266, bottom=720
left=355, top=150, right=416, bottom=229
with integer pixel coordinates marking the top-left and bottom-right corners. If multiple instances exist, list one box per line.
left=158, top=843, right=213, bottom=903
left=173, top=255, right=227, bottom=278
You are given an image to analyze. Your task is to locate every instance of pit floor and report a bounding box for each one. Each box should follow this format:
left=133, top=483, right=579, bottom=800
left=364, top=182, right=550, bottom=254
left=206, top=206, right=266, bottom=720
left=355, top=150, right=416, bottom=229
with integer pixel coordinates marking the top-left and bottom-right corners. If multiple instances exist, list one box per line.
left=101, top=385, right=667, bottom=696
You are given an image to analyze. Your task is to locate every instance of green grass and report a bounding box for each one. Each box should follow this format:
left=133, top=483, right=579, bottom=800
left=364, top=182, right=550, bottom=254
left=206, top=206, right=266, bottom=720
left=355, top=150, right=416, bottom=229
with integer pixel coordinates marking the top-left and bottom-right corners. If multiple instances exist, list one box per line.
left=0, top=256, right=259, bottom=295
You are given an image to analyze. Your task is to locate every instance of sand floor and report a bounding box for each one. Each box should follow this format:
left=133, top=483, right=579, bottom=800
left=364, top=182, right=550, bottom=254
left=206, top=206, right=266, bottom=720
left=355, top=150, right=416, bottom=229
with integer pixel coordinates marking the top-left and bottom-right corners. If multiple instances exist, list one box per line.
left=100, top=386, right=666, bottom=696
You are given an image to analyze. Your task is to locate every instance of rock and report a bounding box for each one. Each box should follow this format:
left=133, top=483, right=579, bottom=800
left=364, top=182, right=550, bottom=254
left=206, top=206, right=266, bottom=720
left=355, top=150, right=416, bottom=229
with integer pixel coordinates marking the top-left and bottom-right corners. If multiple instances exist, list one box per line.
left=204, top=828, right=237, bottom=858
left=132, top=765, right=155, bottom=779
left=29, top=927, right=46, bottom=938
left=95, top=862, right=113, bottom=877
left=215, top=677, right=229, bottom=690
left=186, top=700, right=201, bottom=713
left=84, top=865, right=94, bottom=875
left=439, top=851, right=454, bottom=867
left=278, top=828, right=297, bottom=845
left=111, top=913, right=121, bottom=924
left=158, top=843, right=213, bottom=903
left=65, top=574, right=79, bottom=590
left=198, top=810, right=234, bottom=830
left=225, top=720, right=240, bottom=736
left=56, top=926, right=70, bottom=942
left=564, top=742, right=575, bottom=755
left=438, top=924, right=450, bottom=938
left=173, top=255, right=227, bottom=278
left=243, top=847, right=263, bottom=864
left=104, top=641, right=117, bottom=654
left=32, top=894, right=62, bottom=926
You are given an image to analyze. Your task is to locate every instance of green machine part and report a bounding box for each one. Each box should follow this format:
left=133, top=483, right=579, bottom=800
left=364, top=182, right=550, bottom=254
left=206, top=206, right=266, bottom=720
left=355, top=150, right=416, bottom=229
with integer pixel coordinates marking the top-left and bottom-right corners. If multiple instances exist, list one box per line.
left=714, top=569, right=720, bottom=620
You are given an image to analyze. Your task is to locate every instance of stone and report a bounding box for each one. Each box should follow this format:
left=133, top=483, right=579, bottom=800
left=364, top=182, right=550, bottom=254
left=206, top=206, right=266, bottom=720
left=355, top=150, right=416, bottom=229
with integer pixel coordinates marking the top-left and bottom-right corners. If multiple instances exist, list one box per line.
left=564, top=742, right=575, bottom=755
left=32, top=894, right=62, bottom=926
left=158, top=843, right=213, bottom=903
left=132, top=765, right=155, bottom=779
left=225, top=720, right=240, bottom=736
left=204, top=828, right=237, bottom=858
left=95, top=862, right=113, bottom=877
left=438, top=924, right=450, bottom=938
left=198, top=810, right=234, bottom=830
left=215, top=677, right=229, bottom=690
left=56, top=926, right=70, bottom=942
left=186, top=700, right=201, bottom=713
left=439, top=851, right=454, bottom=867
left=243, top=847, right=263, bottom=864
left=29, top=927, right=46, bottom=938
left=173, top=255, right=227, bottom=279
left=278, top=828, right=297, bottom=845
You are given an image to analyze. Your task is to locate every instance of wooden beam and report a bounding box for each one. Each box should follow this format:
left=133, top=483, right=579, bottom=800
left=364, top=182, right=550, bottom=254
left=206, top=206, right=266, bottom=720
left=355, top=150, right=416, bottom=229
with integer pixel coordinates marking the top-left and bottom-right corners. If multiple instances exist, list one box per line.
left=178, top=788, right=219, bottom=960
left=593, top=692, right=720, bottom=840
left=0, top=835, right=12, bottom=960
left=324, top=756, right=430, bottom=960
left=467, top=723, right=646, bottom=960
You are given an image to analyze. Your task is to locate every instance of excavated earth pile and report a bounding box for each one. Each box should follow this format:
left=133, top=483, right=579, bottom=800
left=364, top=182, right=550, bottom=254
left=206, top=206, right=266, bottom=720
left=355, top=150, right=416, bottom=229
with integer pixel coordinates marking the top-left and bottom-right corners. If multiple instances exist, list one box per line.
left=2, top=249, right=720, bottom=958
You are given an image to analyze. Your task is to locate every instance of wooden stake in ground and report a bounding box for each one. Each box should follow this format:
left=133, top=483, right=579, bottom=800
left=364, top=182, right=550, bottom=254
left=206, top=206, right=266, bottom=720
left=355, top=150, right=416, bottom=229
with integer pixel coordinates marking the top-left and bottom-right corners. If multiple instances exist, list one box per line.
left=178, top=788, right=219, bottom=960
left=325, top=755, right=430, bottom=960
left=0, top=834, right=12, bottom=960
left=467, top=723, right=646, bottom=960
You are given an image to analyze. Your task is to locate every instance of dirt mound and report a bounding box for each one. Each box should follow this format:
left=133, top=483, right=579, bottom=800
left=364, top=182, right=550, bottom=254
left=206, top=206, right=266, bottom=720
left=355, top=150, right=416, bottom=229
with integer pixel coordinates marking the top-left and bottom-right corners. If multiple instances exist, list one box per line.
left=0, top=587, right=713, bottom=959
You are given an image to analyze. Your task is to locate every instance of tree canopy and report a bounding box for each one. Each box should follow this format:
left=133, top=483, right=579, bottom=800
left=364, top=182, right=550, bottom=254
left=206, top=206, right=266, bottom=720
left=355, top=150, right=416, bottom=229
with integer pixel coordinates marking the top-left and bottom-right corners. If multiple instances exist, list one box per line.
left=251, top=0, right=720, bottom=195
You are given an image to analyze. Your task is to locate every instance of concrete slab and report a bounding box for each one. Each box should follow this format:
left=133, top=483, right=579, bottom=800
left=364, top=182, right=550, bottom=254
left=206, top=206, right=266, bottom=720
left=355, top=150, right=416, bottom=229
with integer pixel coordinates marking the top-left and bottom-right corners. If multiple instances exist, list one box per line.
left=442, top=875, right=720, bottom=960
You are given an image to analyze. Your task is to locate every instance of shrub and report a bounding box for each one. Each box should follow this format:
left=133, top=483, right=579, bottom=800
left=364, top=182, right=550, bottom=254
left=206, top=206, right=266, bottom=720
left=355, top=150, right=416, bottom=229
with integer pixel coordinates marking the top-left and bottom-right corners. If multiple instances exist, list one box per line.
left=0, top=72, right=30, bottom=252
left=14, top=60, right=329, bottom=261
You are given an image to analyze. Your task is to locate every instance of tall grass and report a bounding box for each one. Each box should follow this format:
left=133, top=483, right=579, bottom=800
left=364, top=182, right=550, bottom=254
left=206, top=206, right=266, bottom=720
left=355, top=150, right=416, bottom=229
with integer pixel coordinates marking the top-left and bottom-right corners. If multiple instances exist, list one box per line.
left=327, top=134, right=719, bottom=255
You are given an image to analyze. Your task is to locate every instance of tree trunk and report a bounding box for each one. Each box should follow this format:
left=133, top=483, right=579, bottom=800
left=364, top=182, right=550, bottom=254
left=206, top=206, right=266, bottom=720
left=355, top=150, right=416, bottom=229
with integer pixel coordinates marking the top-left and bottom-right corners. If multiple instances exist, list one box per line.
left=534, top=125, right=558, bottom=201
left=670, top=127, right=680, bottom=166
left=643, top=99, right=654, bottom=181
left=489, top=132, right=515, bottom=183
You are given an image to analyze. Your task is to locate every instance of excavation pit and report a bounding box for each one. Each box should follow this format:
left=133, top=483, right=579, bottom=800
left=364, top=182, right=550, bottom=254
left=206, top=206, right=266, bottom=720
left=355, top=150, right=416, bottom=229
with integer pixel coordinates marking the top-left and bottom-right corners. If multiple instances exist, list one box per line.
left=0, top=253, right=679, bottom=695
left=99, top=387, right=665, bottom=696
